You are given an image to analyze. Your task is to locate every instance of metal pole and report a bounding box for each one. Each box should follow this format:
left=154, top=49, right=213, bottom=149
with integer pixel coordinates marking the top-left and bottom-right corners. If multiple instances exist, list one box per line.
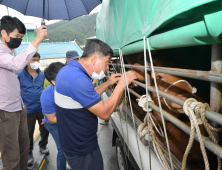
left=43, top=0, right=45, bottom=19
left=6, top=7, right=9, bottom=16
left=210, top=44, right=222, bottom=141
left=41, top=0, right=46, bottom=26
left=109, top=63, right=222, bottom=84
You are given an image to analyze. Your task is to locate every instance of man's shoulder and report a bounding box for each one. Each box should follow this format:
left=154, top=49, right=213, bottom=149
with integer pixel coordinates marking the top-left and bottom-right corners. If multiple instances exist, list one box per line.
left=0, top=48, right=7, bottom=55
left=57, top=66, right=89, bottom=83
left=41, top=85, right=53, bottom=99
left=18, top=69, right=25, bottom=78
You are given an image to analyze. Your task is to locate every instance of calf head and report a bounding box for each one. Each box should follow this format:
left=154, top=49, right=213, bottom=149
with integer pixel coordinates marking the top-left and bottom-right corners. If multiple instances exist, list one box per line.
left=152, top=72, right=196, bottom=117
left=125, top=53, right=147, bottom=81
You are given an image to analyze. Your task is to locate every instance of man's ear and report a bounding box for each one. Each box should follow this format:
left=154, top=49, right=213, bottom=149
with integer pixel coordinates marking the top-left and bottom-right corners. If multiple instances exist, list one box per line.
left=90, top=54, right=98, bottom=65
left=51, top=80, right=55, bottom=86
left=1, top=30, right=7, bottom=39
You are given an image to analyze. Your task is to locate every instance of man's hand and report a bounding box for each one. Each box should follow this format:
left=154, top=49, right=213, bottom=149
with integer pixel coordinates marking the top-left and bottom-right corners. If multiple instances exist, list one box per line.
left=36, top=25, right=48, bottom=42
left=89, top=71, right=136, bottom=120
left=118, top=71, right=137, bottom=88
left=107, top=73, right=121, bottom=86
left=31, top=25, right=48, bottom=48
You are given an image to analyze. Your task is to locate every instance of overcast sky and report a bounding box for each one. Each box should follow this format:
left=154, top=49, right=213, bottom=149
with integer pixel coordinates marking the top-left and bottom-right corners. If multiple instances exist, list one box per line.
left=0, top=4, right=101, bottom=28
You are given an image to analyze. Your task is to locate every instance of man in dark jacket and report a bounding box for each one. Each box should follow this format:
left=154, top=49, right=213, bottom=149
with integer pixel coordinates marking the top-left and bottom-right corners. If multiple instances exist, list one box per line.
left=18, top=52, right=49, bottom=166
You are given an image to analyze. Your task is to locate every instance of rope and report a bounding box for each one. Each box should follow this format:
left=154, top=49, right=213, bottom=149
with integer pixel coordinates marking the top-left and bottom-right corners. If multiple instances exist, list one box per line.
left=182, top=98, right=222, bottom=170
left=163, top=80, right=197, bottom=111
left=119, top=48, right=144, bottom=170
left=146, top=38, right=174, bottom=170
left=137, top=95, right=164, bottom=137
left=118, top=48, right=129, bottom=170
left=138, top=114, right=172, bottom=170
left=143, top=36, right=152, bottom=170
left=119, top=49, right=130, bottom=157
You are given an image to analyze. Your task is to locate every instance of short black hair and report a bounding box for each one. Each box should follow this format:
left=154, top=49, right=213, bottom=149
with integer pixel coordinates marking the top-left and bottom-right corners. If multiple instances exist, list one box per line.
left=0, top=16, right=26, bottom=36
left=33, top=52, right=41, bottom=59
left=81, top=39, right=113, bottom=58
left=44, top=62, right=65, bottom=83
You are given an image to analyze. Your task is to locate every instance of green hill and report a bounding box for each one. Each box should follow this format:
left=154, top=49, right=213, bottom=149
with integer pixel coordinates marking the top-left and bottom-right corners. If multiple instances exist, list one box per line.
left=47, top=13, right=97, bottom=45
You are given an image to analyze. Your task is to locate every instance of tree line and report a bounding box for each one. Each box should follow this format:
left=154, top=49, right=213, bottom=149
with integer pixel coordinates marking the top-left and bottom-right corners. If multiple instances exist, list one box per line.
left=47, top=13, right=97, bottom=45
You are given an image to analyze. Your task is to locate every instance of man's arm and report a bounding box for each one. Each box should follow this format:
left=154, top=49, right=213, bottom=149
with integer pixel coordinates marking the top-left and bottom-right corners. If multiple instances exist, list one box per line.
left=89, top=71, right=137, bottom=120
left=95, top=73, right=121, bottom=95
left=31, top=25, right=48, bottom=49
left=0, top=25, right=47, bottom=71
left=44, top=113, right=57, bottom=124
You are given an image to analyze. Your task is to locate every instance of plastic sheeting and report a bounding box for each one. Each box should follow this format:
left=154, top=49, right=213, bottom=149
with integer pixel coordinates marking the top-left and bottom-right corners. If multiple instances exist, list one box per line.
left=96, top=0, right=222, bottom=55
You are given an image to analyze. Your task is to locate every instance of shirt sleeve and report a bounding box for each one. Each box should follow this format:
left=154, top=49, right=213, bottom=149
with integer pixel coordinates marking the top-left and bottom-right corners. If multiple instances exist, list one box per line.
left=70, top=76, right=101, bottom=109
left=0, top=44, right=37, bottom=71
left=41, top=95, right=56, bottom=115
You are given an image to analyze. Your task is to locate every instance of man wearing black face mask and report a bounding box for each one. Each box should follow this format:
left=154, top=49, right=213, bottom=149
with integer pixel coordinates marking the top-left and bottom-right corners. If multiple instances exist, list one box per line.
left=0, top=16, right=48, bottom=170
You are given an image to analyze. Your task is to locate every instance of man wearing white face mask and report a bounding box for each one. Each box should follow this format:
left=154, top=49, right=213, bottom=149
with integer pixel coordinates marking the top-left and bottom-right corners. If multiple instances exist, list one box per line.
left=18, top=52, right=49, bottom=166
left=55, top=39, right=137, bottom=170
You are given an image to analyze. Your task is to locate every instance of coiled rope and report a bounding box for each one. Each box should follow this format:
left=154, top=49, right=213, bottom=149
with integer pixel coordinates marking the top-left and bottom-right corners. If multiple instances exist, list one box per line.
left=182, top=98, right=222, bottom=170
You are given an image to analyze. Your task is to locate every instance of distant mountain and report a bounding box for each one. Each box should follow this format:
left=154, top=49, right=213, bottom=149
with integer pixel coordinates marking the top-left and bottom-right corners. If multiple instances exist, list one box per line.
left=47, top=13, right=97, bottom=45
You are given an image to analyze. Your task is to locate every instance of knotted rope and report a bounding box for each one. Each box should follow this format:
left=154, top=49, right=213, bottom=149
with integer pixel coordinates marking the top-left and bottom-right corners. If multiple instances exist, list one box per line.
left=137, top=95, right=171, bottom=170
left=138, top=114, right=172, bottom=170
left=137, top=95, right=164, bottom=137
left=182, top=98, right=222, bottom=170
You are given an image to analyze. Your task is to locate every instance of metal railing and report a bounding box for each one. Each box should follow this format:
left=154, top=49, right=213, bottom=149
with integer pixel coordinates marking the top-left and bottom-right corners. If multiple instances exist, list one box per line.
left=108, top=63, right=222, bottom=126
left=109, top=63, right=222, bottom=84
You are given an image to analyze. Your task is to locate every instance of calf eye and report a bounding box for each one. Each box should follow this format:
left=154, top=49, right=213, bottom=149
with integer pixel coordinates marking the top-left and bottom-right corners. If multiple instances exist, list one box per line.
left=157, top=75, right=163, bottom=79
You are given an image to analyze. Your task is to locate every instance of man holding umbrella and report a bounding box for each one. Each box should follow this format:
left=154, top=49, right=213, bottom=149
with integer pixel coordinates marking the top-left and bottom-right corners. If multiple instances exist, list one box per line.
left=0, top=16, right=47, bottom=170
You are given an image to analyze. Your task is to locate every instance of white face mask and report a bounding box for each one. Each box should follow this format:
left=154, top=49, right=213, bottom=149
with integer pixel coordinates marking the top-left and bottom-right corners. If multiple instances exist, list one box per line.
left=91, top=58, right=106, bottom=80
left=30, top=61, right=40, bottom=70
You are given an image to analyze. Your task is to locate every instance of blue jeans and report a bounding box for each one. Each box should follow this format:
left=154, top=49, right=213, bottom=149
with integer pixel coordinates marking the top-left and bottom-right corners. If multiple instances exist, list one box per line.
left=44, top=123, right=66, bottom=170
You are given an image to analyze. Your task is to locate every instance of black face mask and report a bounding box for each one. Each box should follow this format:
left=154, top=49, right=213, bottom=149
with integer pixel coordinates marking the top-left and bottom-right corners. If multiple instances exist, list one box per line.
left=5, top=37, right=22, bottom=49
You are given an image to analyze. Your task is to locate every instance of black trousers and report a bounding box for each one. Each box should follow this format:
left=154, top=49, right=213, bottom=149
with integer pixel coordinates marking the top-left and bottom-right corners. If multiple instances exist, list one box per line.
left=27, top=112, right=49, bottom=153
left=64, top=146, right=103, bottom=170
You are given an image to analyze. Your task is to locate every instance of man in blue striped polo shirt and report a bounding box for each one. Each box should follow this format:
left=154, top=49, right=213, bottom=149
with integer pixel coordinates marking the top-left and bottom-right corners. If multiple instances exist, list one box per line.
left=55, top=39, right=137, bottom=170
